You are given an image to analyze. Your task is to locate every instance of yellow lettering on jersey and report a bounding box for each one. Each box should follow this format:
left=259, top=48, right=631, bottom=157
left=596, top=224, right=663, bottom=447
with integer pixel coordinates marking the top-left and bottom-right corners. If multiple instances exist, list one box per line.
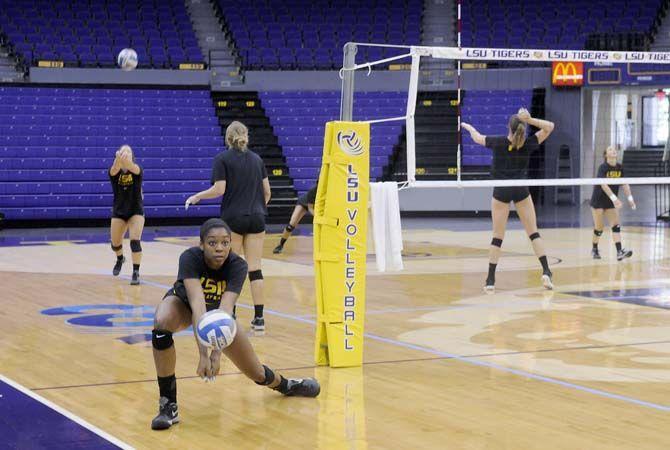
left=607, top=170, right=622, bottom=178
left=200, top=277, right=227, bottom=304
left=119, top=174, right=133, bottom=186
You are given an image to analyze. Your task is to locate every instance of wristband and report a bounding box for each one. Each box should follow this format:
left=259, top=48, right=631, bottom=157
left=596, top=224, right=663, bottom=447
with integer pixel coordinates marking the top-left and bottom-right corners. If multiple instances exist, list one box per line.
left=609, top=194, right=617, bottom=202
left=627, top=195, right=634, bottom=202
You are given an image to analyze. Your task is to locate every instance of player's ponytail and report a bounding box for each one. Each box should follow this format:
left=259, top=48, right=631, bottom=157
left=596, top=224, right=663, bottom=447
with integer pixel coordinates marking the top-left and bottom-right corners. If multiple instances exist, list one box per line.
left=508, top=115, right=526, bottom=149
left=225, top=121, right=249, bottom=152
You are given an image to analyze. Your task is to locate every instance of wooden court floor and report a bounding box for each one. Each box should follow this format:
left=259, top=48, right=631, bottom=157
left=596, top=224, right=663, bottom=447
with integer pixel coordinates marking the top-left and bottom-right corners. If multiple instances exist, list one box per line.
left=1, top=223, right=669, bottom=449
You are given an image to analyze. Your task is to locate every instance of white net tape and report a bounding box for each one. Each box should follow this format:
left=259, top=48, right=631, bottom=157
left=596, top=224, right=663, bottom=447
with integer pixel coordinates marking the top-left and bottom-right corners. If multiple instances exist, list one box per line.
left=340, top=43, right=670, bottom=189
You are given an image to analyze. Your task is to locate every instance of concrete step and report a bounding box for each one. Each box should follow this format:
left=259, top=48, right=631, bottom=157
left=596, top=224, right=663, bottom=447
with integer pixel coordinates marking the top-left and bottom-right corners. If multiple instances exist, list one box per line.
left=194, top=23, right=224, bottom=33
left=0, top=73, right=24, bottom=82
left=211, top=57, right=237, bottom=66
left=212, top=65, right=242, bottom=77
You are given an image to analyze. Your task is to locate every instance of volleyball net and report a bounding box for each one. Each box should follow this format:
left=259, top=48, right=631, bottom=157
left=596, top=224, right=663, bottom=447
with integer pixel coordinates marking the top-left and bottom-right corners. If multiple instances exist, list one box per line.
left=339, top=43, right=670, bottom=191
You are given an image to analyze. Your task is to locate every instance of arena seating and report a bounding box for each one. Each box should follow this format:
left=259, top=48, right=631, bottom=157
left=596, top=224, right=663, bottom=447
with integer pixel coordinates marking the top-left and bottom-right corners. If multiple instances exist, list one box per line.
left=260, top=90, right=406, bottom=194
left=461, top=0, right=661, bottom=50
left=0, top=0, right=203, bottom=68
left=0, top=87, right=222, bottom=220
left=218, top=0, right=422, bottom=70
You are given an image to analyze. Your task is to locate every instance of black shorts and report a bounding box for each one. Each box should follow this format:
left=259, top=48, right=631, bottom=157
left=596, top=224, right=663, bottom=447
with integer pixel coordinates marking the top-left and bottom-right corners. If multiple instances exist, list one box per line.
left=590, top=197, right=615, bottom=210
left=112, top=210, right=144, bottom=222
left=493, top=187, right=530, bottom=204
left=297, top=193, right=312, bottom=209
left=225, top=214, right=266, bottom=235
left=162, top=286, right=219, bottom=312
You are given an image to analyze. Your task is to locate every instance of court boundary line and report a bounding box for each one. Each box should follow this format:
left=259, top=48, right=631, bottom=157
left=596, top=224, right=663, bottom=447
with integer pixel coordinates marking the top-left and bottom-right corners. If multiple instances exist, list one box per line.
left=29, top=339, right=670, bottom=392
left=0, top=374, right=134, bottom=450
left=117, top=277, right=670, bottom=412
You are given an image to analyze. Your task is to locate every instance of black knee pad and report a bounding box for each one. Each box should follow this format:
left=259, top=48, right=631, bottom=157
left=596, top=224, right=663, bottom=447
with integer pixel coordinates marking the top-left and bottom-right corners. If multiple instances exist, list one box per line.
left=611, top=225, right=621, bottom=233
left=111, top=243, right=122, bottom=251
left=152, top=329, right=173, bottom=350
left=529, top=232, right=541, bottom=241
left=593, top=229, right=603, bottom=237
left=249, top=270, right=263, bottom=282
left=130, top=239, right=142, bottom=253
left=285, top=224, right=295, bottom=232
left=254, top=364, right=275, bottom=386
left=491, top=238, right=503, bottom=248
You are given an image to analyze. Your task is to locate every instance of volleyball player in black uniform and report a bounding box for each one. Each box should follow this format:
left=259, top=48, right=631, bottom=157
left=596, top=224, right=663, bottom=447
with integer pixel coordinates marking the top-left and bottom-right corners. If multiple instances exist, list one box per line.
left=109, top=145, right=144, bottom=285
left=589, top=146, right=635, bottom=260
left=150, top=218, right=320, bottom=430
left=185, top=121, right=271, bottom=332
left=461, top=108, right=555, bottom=292
left=273, top=184, right=317, bottom=254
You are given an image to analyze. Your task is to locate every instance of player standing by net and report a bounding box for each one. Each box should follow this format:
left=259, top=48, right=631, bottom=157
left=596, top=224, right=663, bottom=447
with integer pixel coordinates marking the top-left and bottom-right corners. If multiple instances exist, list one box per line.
left=589, top=146, right=635, bottom=260
left=461, top=108, right=555, bottom=292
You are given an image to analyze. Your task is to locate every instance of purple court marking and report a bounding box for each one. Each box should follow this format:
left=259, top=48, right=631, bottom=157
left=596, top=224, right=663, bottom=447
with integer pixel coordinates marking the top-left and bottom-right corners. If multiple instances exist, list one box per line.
left=0, top=375, right=132, bottom=449
left=567, top=287, right=670, bottom=310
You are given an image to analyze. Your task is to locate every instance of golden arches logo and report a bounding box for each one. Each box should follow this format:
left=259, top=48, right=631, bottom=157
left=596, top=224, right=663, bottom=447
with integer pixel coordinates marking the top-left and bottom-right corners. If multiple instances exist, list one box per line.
left=552, top=62, right=584, bottom=86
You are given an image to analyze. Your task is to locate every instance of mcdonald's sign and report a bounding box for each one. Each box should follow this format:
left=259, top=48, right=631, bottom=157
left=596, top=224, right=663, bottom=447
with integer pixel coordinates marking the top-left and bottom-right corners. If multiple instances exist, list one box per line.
left=552, top=62, right=584, bottom=86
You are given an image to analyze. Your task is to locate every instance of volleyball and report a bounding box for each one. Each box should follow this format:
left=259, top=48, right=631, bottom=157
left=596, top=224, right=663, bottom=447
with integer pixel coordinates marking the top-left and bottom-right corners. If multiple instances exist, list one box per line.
left=117, top=48, right=138, bottom=71
left=196, top=310, right=237, bottom=351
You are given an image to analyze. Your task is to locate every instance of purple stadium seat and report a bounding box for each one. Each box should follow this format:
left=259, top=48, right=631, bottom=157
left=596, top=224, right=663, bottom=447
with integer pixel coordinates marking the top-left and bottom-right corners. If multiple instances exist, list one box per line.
left=0, top=87, right=222, bottom=220
left=0, top=0, right=203, bottom=68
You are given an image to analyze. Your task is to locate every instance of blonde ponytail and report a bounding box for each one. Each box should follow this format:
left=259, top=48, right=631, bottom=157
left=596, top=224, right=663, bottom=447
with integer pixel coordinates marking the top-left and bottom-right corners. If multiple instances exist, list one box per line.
left=508, top=115, right=526, bottom=149
left=225, top=121, right=249, bottom=152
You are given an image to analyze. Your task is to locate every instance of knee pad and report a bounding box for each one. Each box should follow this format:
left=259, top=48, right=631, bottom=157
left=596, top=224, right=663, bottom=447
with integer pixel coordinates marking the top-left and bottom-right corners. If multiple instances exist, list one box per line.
left=249, top=270, right=263, bottom=282
left=593, top=229, right=603, bottom=237
left=285, top=224, right=295, bottom=232
left=491, top=238, right=503, bottom=248
left=529, top=232, right=541, bottom=241
left=152, top=329, right=173, bottom=350
left=254, top=364, right=275, bottom=386
left=611, top=225, right=621, bottom=233
left=111, top=243, right=122, bottom=251
left=130, top=239, right=142, bottom=253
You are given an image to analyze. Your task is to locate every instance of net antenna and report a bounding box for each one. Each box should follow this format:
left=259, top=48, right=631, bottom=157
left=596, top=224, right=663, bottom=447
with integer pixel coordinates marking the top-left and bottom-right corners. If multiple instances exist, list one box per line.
left=339, top=43, right=670, bottom=189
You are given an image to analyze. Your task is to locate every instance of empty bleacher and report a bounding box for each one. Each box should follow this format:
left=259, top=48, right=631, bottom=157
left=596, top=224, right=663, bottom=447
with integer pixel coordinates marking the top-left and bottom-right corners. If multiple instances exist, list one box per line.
left=218, top=0, right=422, bottom=70
left=0, top=0, right=203, bottom=69
left=0, top=86, right=223, bottom=221
left=260, top=90, right=406, bottom=194
left=462, top=0, right=661, bottom=50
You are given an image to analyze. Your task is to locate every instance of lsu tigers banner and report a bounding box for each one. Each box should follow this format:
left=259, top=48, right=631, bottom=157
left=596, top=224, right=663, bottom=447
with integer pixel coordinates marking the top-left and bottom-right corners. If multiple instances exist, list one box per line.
left=314, top=121, right=370, bottom=368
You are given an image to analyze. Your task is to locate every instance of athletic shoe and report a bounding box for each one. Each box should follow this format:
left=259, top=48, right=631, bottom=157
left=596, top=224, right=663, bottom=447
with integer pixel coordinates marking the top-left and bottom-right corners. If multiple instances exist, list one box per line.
left=273, top=244, right=284, bottom=254
left=251, top=317, right=265, bottom=333
left=484, top=277, right=495, bottom=293
left=151, top=397, right=179, bottom=430
left=542, top=272, right=554, bottom=290
left=282, top=378, right=321, bottom=397
left=130, top=270, right=140, bottom=285
left=617, top=248, right=633, bottom=261
left=591, top=248, right=601, bottom=259
left=112, top=256, right=125, bottom=276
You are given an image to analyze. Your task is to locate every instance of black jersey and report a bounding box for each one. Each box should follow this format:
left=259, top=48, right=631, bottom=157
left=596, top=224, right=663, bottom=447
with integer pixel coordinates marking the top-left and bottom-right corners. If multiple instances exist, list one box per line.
left=173, top=247, right=248, bottom=311
left=485, top=134, right=540, bottom=179
left=110, top=167, right=144, bottom=219
left=590, top=162, right=624, bottom=209
left=210, top=149, right=268, bottom=221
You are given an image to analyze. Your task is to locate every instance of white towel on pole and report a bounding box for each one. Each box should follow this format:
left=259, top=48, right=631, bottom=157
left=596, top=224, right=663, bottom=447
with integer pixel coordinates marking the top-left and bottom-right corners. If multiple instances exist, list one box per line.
left=370, top=182, right=403, bottom=272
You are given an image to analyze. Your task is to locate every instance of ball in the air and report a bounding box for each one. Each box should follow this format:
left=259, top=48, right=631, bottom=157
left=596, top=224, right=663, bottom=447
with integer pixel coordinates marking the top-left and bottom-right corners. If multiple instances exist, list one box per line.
left=117, top=48, right=138, bottom=71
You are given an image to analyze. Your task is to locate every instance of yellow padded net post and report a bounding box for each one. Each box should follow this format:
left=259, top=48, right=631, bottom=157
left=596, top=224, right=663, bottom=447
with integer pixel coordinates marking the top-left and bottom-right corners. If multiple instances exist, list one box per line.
left=314, top=121, right=370, bottom=368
